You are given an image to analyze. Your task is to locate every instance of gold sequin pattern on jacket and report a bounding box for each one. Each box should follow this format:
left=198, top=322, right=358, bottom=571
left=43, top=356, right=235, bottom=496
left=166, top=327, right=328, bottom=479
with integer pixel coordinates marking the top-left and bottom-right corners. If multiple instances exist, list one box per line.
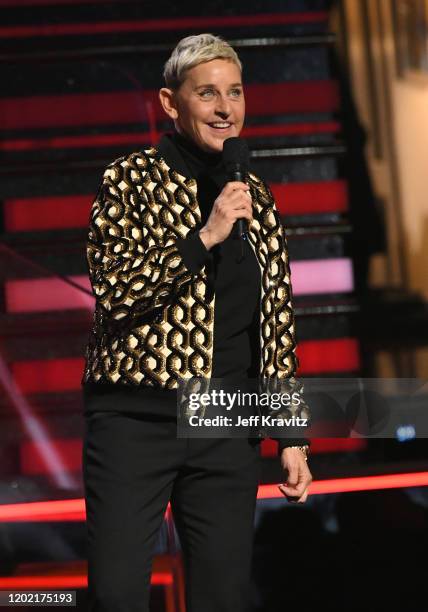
left=81, top=147, right=300, bottom=389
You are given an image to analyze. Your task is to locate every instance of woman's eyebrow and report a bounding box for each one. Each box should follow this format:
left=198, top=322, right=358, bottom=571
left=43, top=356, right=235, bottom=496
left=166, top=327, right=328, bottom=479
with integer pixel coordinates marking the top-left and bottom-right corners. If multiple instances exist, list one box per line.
left=194, top=82, right=243, bottom=89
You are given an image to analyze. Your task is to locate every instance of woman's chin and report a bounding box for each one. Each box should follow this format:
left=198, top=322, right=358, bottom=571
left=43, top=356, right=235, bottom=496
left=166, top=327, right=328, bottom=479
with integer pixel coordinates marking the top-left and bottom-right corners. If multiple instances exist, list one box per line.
left=202, top=132, right=236, bottom=153
left=199, top=140, right=224, bottom=153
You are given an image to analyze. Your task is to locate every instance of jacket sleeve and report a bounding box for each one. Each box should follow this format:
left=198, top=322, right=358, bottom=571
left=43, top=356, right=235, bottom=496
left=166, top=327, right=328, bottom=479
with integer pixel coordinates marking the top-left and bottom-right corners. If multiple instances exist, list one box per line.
left=86, top=159, right=211, bottom=323
left=260, top=180, right=311, bottom=455
left=271, top=206, right=300, bottom=377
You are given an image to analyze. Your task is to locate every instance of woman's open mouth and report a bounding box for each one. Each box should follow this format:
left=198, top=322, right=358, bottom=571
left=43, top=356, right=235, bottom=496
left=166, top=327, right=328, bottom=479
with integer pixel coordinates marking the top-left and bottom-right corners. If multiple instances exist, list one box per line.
left=207, top=122, right=233, bottom=131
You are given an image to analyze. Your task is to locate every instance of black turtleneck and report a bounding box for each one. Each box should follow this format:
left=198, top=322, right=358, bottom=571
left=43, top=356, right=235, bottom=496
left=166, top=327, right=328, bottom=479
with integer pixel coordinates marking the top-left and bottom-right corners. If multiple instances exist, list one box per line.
left=170, top=129, right=224, bottom=174
left=170, top=129, right=261, bottom=380
left=165, top=132, right=310, bottom=452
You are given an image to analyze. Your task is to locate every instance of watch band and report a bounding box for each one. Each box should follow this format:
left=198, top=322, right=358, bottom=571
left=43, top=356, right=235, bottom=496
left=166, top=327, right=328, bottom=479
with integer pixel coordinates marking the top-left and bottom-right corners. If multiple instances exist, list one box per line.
left=286, top=445, right=309, bottom=461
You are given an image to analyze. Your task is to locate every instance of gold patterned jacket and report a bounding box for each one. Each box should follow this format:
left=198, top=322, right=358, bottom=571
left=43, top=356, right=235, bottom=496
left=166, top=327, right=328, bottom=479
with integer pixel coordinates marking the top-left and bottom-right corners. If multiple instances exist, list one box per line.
left=81, top=135, right=300, bottom=393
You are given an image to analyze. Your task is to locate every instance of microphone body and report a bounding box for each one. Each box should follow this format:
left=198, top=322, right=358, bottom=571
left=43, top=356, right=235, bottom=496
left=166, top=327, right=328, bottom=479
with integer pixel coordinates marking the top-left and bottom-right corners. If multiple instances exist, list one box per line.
left=222, top=137, right=251, bottom=242
left=229, top=165, right=248, bottom=239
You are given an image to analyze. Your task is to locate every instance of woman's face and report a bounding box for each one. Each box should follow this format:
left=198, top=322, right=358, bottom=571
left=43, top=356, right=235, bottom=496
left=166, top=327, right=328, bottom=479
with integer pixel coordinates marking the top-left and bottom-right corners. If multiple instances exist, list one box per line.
left=167, top=58, right=245, bottom=153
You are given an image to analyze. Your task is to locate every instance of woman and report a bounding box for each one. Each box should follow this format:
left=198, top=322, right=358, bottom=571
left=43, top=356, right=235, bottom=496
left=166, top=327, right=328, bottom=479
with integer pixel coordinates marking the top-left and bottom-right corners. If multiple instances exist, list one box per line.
left=82, top=33, right=312, bottom=612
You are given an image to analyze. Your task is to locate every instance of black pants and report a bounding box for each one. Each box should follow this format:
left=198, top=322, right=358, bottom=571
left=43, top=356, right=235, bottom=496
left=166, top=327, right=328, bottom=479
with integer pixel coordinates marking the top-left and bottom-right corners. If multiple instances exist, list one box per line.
left=82, top=410, right=261, bottom=611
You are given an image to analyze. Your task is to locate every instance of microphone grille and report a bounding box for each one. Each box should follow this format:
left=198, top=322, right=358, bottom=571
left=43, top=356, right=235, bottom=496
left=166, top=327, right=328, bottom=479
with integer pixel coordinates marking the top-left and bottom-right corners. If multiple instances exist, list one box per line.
left=222, top=137, right=250, bottom=170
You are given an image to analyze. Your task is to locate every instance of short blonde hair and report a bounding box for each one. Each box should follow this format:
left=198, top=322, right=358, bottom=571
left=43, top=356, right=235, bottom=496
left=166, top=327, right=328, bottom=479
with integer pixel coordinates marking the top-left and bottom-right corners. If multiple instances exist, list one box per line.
left=163, top=33, right=242, bottom=90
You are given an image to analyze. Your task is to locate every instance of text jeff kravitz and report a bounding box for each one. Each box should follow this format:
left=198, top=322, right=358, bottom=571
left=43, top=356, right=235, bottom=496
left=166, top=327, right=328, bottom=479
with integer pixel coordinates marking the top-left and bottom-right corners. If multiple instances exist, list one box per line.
left=188, top=415, right=308, bottom=427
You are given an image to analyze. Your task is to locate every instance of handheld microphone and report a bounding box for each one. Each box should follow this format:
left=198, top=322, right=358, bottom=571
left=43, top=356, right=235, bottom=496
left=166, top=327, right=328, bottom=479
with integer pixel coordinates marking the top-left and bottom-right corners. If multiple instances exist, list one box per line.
left=222, top=137, right=250, bottom=241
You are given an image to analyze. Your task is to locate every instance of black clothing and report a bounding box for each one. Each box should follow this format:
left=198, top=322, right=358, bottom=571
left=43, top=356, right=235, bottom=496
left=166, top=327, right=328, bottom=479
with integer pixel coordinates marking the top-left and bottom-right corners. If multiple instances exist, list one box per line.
left=83, top=410, right=260, bottom=612
left=169, top=129, right=262, bottom=380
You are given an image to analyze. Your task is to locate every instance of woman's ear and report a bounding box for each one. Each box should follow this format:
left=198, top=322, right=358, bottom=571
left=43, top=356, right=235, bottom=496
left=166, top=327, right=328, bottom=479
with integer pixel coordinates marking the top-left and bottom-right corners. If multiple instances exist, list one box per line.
left=159, top=88, right=179, bottom=120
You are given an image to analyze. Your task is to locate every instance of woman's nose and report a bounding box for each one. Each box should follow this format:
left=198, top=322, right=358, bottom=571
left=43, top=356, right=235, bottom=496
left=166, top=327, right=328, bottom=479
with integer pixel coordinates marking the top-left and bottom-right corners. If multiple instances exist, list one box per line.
left=215, top=94, right=232, bottom=116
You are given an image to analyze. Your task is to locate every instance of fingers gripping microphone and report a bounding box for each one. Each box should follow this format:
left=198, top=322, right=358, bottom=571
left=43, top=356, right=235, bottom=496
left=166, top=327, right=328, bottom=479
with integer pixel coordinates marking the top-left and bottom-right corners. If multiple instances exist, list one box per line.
left=222, top=137, right=250, bottom=242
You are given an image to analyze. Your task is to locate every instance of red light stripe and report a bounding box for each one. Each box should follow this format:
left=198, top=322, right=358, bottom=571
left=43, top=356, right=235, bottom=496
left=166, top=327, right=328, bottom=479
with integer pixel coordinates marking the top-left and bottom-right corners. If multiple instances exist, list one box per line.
left=0, top=82, right=340, bottom=130
left=7, top=264, right=354, bottom=316
left=1, top=472, right=428, bottom=523
left=0, top=575, right=89, bottom=589
left=246, top=81, right=340, bottom=114
left=298, top=338, right=361, bottom=374
left=11, top=357, right=85, bottom=393
left=0, top=498, right=85, bottom=522
left=21, top=439, right=83, bottom=475
left=1, top=92, right=154, bottom=130
left=4, top=177, right=344, bottom=234
left=9, top=339, right=357, bottom=395
left=0, top=12, right=329, bottom=39
left=5, top=277, right=92, bottom=314
left=0, top=573, right=173, bottom=589
left=0, top=121, right=341, bottom=154
left=0, top=0, right=131, bottom=4
left=4, top=194, right=90, bottom=231
left=259, top=472, right=428, bottom=498
left=8, top=338, right=356, bottom=397
left=272, top=180, right=349, bottom=215
left=0, top=131, right=155, bottom=152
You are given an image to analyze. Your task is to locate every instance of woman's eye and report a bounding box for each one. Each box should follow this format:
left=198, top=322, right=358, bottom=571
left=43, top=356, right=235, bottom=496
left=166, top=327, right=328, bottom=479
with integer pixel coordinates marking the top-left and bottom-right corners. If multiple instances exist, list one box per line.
left=200, top=89, right=214, bottom=98
left=230, top=89, right=242, bottom=97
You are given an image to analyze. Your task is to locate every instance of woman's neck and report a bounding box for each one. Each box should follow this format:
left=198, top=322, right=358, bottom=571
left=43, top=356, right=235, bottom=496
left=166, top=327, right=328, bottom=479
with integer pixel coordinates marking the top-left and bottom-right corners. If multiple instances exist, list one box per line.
left=171, top=129, right=223, bottom=168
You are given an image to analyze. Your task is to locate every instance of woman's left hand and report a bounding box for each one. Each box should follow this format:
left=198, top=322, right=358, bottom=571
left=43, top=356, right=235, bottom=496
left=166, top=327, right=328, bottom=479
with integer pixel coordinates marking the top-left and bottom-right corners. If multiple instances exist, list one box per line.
left=278, top=447, right=313, bottom=503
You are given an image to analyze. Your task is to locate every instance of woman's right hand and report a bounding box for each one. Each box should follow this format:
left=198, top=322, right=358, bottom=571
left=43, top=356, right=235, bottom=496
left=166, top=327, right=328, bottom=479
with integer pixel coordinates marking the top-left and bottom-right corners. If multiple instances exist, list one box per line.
left=199, top=181, right=253, bottom=250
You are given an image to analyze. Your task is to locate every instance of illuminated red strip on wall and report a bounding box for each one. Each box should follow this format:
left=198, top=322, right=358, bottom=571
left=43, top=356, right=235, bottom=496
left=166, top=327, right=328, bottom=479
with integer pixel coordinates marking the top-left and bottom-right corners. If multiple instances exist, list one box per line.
left=21, top=439, right=83, bottom=474
left=0, top=575, right=88, bottom=589
left=1, top=472, right=428, bottom=523
left=4, top=194, right=90, bottom=231
left=298, top=338, right=361, bottom=374
left=0, top=130, right=156, bottom=152
left=272, top=180, right=349, bottom=215
left=245, top=82, right=340, bottom=116
left=6, top=257, right=353, bottom=313
left=6, top=260, right=352, bottom=314
left=0, top=121, right=341, bottom=154
left=10, top=339, right=358, bottom=395
left=0, top=82, right=340, bottom=131
left=0, top=498, right=85, bottom=522
left=5, top=276, right=92, bottom=313
left=4, top=177, right=344, bottom=234
left=0, top=572, right=172, bottom=589
left=0, top=0, right=135, bottom=5
left=0, top=12, right=329, bottom=38
left=257, top=472, right=428, bottom=498
left=11, top=357, right=84, bottom=394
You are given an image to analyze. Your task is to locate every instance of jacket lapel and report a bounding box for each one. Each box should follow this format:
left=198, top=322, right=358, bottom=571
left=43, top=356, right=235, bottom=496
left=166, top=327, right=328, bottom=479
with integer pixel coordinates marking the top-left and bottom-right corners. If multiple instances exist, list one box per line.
left=146, top=138, right=270, bottom=274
